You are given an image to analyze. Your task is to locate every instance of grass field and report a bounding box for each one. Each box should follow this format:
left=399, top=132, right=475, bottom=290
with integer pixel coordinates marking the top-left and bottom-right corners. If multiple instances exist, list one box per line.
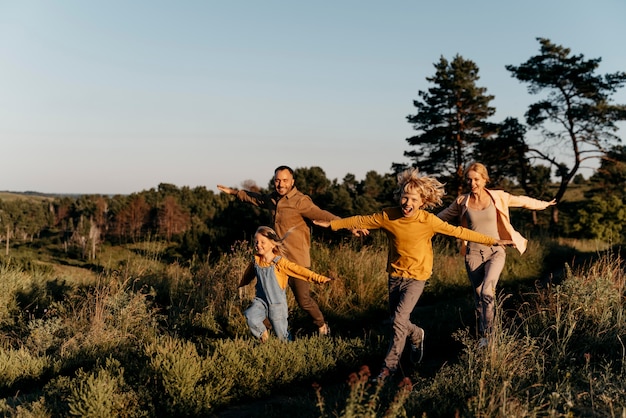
left=0, top=233, right=624, bottom=417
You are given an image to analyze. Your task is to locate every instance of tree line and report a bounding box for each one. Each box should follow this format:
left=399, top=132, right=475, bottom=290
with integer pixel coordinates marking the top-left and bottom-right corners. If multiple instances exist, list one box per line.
left=1, top=37, right=625, bottom=260
left=1, top=151, right=625, bottom=263
left=0, top=168, right=398, bottom=261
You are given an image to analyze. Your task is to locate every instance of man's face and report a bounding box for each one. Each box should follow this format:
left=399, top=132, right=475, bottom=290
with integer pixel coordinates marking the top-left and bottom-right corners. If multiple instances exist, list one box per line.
left=274, top=169, right=295, bottom=196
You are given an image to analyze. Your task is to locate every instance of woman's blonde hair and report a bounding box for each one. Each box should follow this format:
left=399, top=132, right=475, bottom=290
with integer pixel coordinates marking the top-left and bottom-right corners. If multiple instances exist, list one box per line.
left=255, top=226, right=286, bottom=256
left=465, top=162, right=490, bottom=183
left=394, top=167, right=445, bottom=210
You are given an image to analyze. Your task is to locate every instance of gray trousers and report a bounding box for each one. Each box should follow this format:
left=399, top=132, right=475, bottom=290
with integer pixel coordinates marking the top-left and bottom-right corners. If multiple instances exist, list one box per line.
left=383, top=276, right=426, bottom=372
left=465, top=245, right=506, bottom=336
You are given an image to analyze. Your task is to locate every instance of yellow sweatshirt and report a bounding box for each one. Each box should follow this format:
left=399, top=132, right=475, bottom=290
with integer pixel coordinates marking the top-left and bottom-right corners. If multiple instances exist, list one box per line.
left=330, top=207, right=497, bottom=281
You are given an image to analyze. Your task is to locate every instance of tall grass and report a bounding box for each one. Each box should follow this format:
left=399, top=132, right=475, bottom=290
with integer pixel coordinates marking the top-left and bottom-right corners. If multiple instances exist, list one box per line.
left=0, top=237, right=625, bottom=416
left=406, top=248, right=626, bottom=417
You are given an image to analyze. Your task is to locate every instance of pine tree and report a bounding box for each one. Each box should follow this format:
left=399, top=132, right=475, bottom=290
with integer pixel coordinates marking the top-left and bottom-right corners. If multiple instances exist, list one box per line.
left=405, top=54, right=497, bottom=196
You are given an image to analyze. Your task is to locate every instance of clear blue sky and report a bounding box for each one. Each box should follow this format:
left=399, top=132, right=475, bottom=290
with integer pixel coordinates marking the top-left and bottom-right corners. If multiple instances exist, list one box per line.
left=1, top=0, right=625, bottom=195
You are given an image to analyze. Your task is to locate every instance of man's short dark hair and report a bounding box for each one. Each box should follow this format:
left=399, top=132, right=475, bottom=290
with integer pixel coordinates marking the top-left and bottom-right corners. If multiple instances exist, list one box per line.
left=274, top=166, right=294, bottom=176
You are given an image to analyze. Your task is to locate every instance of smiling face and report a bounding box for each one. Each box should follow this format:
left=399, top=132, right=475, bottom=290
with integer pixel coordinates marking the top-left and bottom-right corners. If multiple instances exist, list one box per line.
left=466, top=169, right=487, bottom=194
left=274, top=169, right=295, bottom=197
left=254, top=232, right=277, bottom=259
left=400, top=189, right=424, bottom=218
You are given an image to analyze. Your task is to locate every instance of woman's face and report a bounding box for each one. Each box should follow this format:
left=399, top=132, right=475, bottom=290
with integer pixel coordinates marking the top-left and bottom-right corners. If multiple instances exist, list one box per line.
left=466, top=170, right=487, bottom=194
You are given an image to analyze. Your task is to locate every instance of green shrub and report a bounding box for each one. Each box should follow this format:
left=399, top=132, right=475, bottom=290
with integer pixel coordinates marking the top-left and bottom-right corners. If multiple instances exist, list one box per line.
left=0, top=397, right=51, bottom=418
left=0, top=265, right=31, bottom=327
left=67, top=358, right=143, bottom=418
left=145, top=335, right=232, bottom=416
left=0, top=346, right=50, bottom=389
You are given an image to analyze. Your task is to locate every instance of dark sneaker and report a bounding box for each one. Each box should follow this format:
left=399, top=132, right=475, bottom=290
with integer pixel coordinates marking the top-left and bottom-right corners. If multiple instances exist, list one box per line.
left=410, top=328, right=425, bottom=364
left=478, top=337, right=489, bottom=349
left=372, top=367, right=393, bottom=384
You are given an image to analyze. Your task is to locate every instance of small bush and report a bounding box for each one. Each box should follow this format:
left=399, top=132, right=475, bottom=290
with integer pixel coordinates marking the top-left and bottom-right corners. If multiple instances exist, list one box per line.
left=0, top=346, right=50, bottom=389
left=67, top=358, right=144, bottom=418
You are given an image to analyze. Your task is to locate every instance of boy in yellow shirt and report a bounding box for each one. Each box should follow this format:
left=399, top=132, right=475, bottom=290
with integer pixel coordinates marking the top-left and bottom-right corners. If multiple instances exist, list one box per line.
left=314, top=167, right=512, bottom=381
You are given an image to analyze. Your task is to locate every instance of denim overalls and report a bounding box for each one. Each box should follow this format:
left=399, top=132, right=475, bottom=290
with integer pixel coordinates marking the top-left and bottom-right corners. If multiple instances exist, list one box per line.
left=244, top=256, right=291, bottom=341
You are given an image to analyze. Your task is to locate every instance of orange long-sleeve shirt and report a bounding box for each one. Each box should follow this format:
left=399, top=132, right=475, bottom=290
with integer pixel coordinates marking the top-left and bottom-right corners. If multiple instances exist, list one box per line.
left=238, top=255, right=332, bottom=289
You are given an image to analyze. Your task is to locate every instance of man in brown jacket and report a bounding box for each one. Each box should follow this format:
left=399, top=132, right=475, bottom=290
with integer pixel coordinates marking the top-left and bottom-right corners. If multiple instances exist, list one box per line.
left=218, top=165, right=366, bottom=336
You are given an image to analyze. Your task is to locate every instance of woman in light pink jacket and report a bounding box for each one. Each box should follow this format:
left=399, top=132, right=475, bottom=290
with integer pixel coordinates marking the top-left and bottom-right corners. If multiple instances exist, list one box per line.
left=438, top=162, right=556, bottom=346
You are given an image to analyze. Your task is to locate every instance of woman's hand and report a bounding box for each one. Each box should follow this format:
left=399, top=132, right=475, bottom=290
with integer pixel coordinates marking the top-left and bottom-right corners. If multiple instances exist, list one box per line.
left=495, top=239, right=515, bottom=247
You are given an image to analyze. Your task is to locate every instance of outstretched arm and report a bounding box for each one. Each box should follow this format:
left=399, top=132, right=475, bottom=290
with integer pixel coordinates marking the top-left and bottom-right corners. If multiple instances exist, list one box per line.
left=313, top=220, right=331, bottom=228
left=495, top=239, right=515, bottom=247
left=313, top=219, right=368, bottom=236
left=278, top=258, right=335, bottom=284
left=217, top=184, right=237, bottom=195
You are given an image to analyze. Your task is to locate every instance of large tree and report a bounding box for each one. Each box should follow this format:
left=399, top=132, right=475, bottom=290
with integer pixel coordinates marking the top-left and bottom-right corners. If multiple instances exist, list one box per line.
left=405, top=54, right=497, bottom=196
left=506, top=37, right=626, bottom=223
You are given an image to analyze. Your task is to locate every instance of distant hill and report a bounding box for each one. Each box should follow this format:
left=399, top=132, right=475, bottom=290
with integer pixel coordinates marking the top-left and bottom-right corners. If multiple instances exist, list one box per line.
left=0, top=191, right=58, bottom=202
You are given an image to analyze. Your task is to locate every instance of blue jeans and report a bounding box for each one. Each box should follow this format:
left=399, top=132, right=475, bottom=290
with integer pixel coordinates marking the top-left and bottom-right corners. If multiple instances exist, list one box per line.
left=383, top=276, right=426, bottom=372
left=245, top=298, right=291, bottom=341
left=465, top=245, right=506, bottom=336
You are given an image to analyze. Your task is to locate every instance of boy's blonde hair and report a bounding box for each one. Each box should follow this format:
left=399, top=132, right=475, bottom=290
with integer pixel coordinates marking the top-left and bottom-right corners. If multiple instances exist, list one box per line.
left=394, top=167, right=445, bottom=210
left=255, top=226, right=286, bottom=256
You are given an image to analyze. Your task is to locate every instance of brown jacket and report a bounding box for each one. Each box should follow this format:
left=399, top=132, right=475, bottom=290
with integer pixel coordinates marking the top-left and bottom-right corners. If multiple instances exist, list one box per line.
left=235, top=187, right=338, bottom=267
left=437, top=189, right=553, bottom=255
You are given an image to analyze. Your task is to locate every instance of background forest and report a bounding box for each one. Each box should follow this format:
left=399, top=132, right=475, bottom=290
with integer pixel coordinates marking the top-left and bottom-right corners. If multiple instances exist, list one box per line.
left=0, top=38, right=626, bottom=417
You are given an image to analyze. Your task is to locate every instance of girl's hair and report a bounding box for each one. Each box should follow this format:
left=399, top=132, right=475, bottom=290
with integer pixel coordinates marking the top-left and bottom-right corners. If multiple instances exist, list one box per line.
left=394, top=167, right=445, bottom=209
left=255, top=226, right=286, bottom=256
left=465, top=162, right=490, bottom=184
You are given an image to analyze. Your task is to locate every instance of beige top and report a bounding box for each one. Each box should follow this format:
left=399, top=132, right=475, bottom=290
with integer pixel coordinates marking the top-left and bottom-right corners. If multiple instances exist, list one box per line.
left=438, top=189, right=554, bottom=255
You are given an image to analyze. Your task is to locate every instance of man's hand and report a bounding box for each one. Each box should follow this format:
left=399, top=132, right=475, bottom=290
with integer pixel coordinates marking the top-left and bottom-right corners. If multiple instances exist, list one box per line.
left=217, top=185, right=236, bottom=195
left=313, top=220, right=331, bottom=228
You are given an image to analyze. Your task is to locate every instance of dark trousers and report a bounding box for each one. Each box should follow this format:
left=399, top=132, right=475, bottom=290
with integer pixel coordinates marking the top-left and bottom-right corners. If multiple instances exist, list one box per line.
left=288, top=276, right=325, bottom=328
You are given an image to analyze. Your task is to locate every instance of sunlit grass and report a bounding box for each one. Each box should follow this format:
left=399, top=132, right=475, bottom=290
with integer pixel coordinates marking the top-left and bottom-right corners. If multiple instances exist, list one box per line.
left=0, top=236, right=625, bottom=416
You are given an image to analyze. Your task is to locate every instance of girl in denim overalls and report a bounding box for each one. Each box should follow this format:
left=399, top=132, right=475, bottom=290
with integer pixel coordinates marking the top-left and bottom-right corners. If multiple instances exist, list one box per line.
left=238, top=226, right=333, bottom=342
